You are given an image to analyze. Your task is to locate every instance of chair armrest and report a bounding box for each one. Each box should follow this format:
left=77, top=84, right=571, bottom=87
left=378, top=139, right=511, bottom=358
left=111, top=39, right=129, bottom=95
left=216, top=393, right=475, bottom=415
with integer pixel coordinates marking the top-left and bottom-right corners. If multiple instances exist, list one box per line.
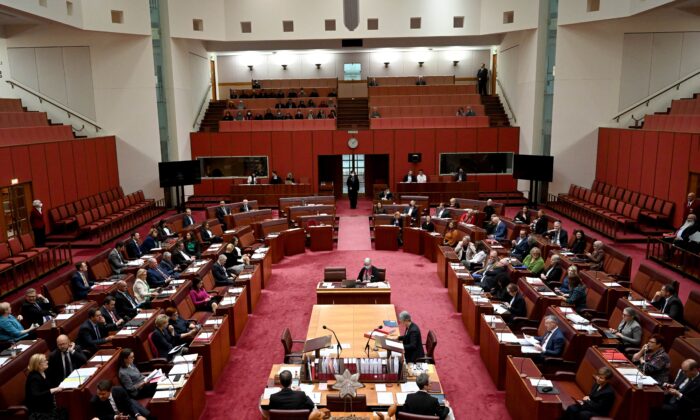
left=551, top=371, right=576, bottom=381
left=521, top=327, right=539, bottom=336
left=292, top=339, right=305, bottom=344
left=510, top=317, right=539, bottom=332
left=616, top=281, right=630, bottom=288
left=5, top=405, right=28, bottom=415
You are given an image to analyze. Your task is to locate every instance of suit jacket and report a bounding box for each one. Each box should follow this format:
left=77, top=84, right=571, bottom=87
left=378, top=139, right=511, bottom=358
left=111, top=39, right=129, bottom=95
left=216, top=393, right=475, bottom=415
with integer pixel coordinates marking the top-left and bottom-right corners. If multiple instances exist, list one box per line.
left=215, top=206, right=230, bottom=225
left=115, top=290, right=139, bottom=320
left=542, top=264, right=563, bottom=285
left=183, top=214, right=195, bottom=227
left=30, top=208, right=45, bottom=229
left=172, top=249, right=193, bottom=268
left=146, top=267, right=169, bottom=288
left=140, top=236, right=158, bottom=254
left=357, top=265, right=381, bottom=282
left=212, top=263, right=235, bottom=286
left=20, top=299, right=53, bottom=326
left=270, top=176, right=283, bottom=185
left=199, top=227, right=219, bottom=243
left=616, top=319, right=642, bottom=346
left=90, top=386, right=148, bottom=420
left=507, top=293, right=527, bottom=318
left=100, top=306, right=122, bottom=331
left=402, top=174, right=415, bottom=183
left=652, top=295, right=684, bottom=323
left=159, top=259, right=177, bottom=276
left=477, top=67, right=489, bottom=81
left=399, top=322, right=425, bottom=363
left=268, top=387, right=315, bottom=411
left=533, top=217, right=548, bottom=235
left=513, top=212, right=531, bottom=224
left=493, top=221, right=507, bottom=241
left=108, top=248, right=128, bottom=274
left=511, top=237, right=531, bottom=260
left=46, top=347, right=87, bottom=387
left=567, top=285, right=588, bottom=312
left=379, top=191, right=393, bottom=200
left=668, top=371, right=700, bottom=415
left=151, top=327, right=176, bottom=358
left=404, top=206, right=419, bottom=218
left=421, top=222, right=435, bottom=232
left=346, top=176, right=359, bottom=193
left=125, top=239, right=142, bottom=259
left=683, top=199, right=700, bottom=219
left=25, top=371, right=55, bottom=414
left=435, top=208, right=450, bottom=219
left=569, top=239, right=587, bottom=254
left=239, top=204, right=252, bottom=212
left=537, top=328, right=565, bottom=357
left=391, top=217, right=403, bottom=228
left=76, top=319, right=109, bottom=354
left=549, top=229, right=569, bottom=248
left=579, top=383, right=615, bottom=417
left=71, top=271, right=93, bottom=300
left=399, top=391, right=449, bottom=420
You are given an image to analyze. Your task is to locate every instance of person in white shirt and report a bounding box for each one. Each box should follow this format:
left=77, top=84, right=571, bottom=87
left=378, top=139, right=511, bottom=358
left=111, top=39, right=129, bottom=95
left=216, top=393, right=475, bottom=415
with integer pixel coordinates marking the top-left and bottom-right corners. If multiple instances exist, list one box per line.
left=416, top=170, right=427, bottom=183
left=455, top=236, right=476, bottom=262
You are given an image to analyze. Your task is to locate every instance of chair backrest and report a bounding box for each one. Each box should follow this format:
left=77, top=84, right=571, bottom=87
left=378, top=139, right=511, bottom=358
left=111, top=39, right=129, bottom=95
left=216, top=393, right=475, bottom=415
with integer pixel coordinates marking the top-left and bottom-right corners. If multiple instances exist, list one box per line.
left=377, top=268, right=386, bottom=281
left=7, top=237, right=24, bottom=255
left=684, top=290, right=700, bottom=333
left=281, top=328, right=294, bottom=355
left=325, top=394, right=367, bottom=412
left=397, top=413, right=440, bottom=420
left=425, top=330, right=437, bottom=359
left=269, top=409, right=311, bottom=420
left=324, top=267, right=347, bottom=282
left=147, top=331, right=160, bottom=358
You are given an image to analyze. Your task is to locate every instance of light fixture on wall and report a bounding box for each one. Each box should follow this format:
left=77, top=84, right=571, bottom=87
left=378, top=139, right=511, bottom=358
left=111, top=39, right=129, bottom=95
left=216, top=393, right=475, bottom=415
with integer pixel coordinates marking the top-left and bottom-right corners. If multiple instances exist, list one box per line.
left=281, top=64, right=288, bottom=70
left=383, top=62, right=389, bottom=68
left=418, top=61, right=424, bottom=67
left=247, top=65, right=254, bottom=71
left=10, top=178, right=18, bottom=185
left=315, top=63, right=321, bottom=69
left=452, top=60, right=459, bottom=67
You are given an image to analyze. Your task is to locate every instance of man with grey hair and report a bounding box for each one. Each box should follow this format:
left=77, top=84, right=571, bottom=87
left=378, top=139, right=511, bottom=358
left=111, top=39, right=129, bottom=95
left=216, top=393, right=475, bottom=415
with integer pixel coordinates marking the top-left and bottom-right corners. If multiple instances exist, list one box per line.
left=388, top=372, right=453, bottom=419
left=30, top=198, right=46, bottom=246
left=146, top=258, right=171, bottom=288
left=158, top=251, right=180, bottom=278
left=212, top=254, right=235, bottom=286
left=656, top=358, right=700, bottom=418
left=533, top=315, right=564, bottom=359
left=357, top=257, right=380, bottom=282
left=541, top=254, right=563, bottom=286
left=20, top=287, right=54, bottom=326
left=586, top=240, right=605, bottom=271
left=398, top=311, right=425, bottom=363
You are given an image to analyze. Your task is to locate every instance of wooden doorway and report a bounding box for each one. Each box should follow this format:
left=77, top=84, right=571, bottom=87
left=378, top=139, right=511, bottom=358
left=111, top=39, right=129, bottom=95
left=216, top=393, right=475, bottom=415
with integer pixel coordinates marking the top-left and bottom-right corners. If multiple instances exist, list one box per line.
left=490, top=53, right=497, bottom=96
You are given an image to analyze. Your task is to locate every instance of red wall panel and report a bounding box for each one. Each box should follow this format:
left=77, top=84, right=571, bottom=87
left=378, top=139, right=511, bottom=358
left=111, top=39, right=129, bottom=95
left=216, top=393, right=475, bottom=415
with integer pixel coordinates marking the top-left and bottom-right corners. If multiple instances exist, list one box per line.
left=393, top=130, right=415, bottom=181
left=476, top=175, right=496, bottom=191
left=84, top=140, right=99, bottom=196
left=58, top=142, right=78, bottom=202
left=605, top=130, right=620, bottom=186
left=10, top=146, right=31, bottom=182
left=211, top=133, right=234, bottom=156
left=190, top=132, right=211, bottom=158
left=229, top=133, right=252, bottom=156
left=95, top=139, right=110, bottom=192
left=44, top=143, right=65, bottom=207
left=596, top=128, right=608, bottom=182
left=105, top=138, right=119, bottom=188
left=616, top=130, right=632, bottom=189
left=0, top=148, right=14, bottom=185
left=476, top=128, right=498, bottom=152
left=271, top=132, right=293, bottom=178
left=212, top=179, right=230, bottom=195
left=455, top=128, right=477, bottom=152
left=251, top=132, right=272, bottom=160
left=312, top=131, right=333, bottom=156
left=72, top=141, right=90, bottom=198
left=291, top=131, right=313, bottom=184
left=640, top=132, right=658, bottom=194
left=668, top=133, right=692, bottom=221
left=28, top=145, right=50, bottom=209
left=626, top=131, right=644, bottom=192
left=653, top=132, right=674, bottom=200
left=690, top=135, right=700, bottom=173
left=497, top=175, right=517, bottom=191
left=371, top=130, right=394, bottom=154
left=413, top=129, right=436, bottom=176
left=498, top=127, right=519, bottom=152
left=194, top=179, right=213, bottom=195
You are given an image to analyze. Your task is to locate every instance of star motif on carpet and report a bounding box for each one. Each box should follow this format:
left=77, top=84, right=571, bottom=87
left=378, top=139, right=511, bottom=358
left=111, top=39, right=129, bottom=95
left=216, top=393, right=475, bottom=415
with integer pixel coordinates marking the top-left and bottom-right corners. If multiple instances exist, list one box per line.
left=331, top=369, right=364, bottom=398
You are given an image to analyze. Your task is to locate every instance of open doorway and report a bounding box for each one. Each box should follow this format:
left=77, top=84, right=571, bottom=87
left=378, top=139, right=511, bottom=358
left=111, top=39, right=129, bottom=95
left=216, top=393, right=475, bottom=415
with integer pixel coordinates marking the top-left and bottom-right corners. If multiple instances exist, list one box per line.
left=317, top=154, right=389, bottom=199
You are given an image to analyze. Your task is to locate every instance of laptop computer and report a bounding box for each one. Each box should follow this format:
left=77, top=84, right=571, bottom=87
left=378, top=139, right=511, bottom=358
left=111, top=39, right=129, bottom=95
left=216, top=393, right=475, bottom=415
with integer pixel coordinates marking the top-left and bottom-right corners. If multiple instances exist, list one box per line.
left=342, top=280, right=359, bottom=288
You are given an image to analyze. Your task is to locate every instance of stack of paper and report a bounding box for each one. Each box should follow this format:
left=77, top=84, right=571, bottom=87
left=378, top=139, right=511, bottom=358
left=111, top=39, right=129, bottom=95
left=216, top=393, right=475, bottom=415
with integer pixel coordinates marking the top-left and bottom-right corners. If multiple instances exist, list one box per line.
left=263, top=387, right=281, bottom=399
left=496, top=332, right=520, bottom=344
left=376, top=392, right=395, bottom=405
left=396, top=392, right=409, bottom=404
left=521, top=346, right=542, bottom=354
left=540, top=291, right=558, bottom=296
left=525, top=277, right=544, bottom=285
left=205, top=318, right=223, bottom=326
left=152, top=390, right=175, bottom=399
left=65, top=304, right=83, bottom=311
left=229, top=287, right=244, bottom=294
left=116, top=327, right=136, bottom=336
left=603, top=282, right=622, bottom=287
left=194, top=332, right=213, bottom=341
left=401, top=382, right=419, bottom=392
left=309, top=392, right=321, bottom=404
left=135, top=312, right=151, bottom=320
left=0, top=357, right=9, bottom=366
left=528, top=378, right=553, bottom=387
left=169, top=363, right=194, bottom=375
left=483, top=315, right=503, bottom=324
left=221, top=296, right=237, bottom=306
left=90, top=355, right=112, bottom=362
left=55, top=313, right=73, bottom=320
left=172, top=354, right=197, bottom=364
left=493, top=305, right=508, bottom=315
left=649, top=313, right=670, bottom=319
left=238, top=273, right=253, bottom=280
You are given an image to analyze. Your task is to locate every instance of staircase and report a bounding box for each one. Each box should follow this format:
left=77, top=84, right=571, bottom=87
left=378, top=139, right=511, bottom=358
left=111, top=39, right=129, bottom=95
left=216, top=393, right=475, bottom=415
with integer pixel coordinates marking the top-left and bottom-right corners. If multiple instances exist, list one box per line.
left=337, top=98, right=369, bottom=130
left=199, top=100, right=227, bottom=132
left=481, top=95, right=511, bottom=127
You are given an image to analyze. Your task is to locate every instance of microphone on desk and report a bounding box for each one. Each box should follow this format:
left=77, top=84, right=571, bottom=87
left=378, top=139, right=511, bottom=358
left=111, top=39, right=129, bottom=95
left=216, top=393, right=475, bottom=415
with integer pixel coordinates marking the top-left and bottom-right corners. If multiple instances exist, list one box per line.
left=365, top=325, right=383, bottom=358
left=323, top=325, right=342, bottom=357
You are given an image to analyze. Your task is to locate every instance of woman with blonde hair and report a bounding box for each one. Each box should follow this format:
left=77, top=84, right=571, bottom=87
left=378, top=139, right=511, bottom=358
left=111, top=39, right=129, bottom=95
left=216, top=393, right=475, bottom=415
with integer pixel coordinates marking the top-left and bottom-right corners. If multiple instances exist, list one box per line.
left=133, top=268, right=156, bottom=305
left=25, top=353, right=65, bottom=419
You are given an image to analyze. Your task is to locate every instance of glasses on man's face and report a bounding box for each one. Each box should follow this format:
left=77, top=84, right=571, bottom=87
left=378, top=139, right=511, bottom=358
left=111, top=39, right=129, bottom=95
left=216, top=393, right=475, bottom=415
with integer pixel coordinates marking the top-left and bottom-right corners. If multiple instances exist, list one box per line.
left=648, top=341, right=658, bottom=345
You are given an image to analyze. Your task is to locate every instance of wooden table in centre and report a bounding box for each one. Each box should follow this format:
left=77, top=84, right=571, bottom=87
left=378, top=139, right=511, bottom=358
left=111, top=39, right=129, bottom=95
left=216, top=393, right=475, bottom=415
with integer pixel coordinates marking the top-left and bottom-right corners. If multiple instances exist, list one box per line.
left=316, top=282, right=391, bottom=304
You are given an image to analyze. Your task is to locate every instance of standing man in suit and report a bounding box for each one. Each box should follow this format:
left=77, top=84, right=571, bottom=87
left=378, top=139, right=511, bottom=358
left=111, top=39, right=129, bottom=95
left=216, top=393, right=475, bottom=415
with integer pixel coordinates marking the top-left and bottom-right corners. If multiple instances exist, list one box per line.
left=357, top=258, right=381, bottom=283
left=347, top=170, right=360, bottom=210
left=454, top=168, right=467, bottom=182
left=30, top=199, right=46, bottom=247
left=540, top=254, right=564, bottom=286
left=76, top=308, right=112, bottom=355
left=183, top=208, right=195, bottom=228
left=91, top=379, right=149, bottom=420
left=125, top=232, right=143, bottom=259
left=100, top=296, right=124, bottom=331
left=562, top=367, right=615, bottom=420
left=71, top=262, right=94, bottom=300
left=265, top=370, right=316, bottom=415
left=435, top=203, right=450, bottom=219
left=215, top=200, right=230, bottom=228
left=20, top=288, right=54, bottom=326
left=389, top=373, right=453, bottom=420
left=655, top=359, right=700, bottom=419
left=213, top=255, right=236, bottom=286
left=547, top=221, right=569, bottom=248
left=652, top=284, right=684, bottom=323
left=477, top=63, right=489, bottom=96
left=114, top=280, right=139, bottom=320
left=108, top=242, right=129, bottom=275
left=398, top=311, right=425, bottom=363
left=403, top=170, right=415, bottom=183
left=47, top=334, right=87, bottom=387
left=684, top=192, right=700, bottom=219
left=533, top=316, right=565, bottom=359
left=240, top=199, right=252, bottom=212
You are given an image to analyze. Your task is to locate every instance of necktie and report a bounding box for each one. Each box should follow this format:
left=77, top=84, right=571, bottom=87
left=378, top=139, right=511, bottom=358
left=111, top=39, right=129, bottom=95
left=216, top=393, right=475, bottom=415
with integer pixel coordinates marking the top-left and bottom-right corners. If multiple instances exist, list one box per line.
left=662, top=299, right=668, bottom=314
left=541, top=331, right=552, bottom=349
left=364, top=268, right=371, bottom=282
left=93, top=323, right=101, bottom=339
left=123, top=292, right=136, bottom=308
left=63, top=352, right=72, bottom=377
left=81, top=273, right=89, bottom=287
left=35, top=303, right=50, bottom=323
left=109, top=395, right=118, bottom=413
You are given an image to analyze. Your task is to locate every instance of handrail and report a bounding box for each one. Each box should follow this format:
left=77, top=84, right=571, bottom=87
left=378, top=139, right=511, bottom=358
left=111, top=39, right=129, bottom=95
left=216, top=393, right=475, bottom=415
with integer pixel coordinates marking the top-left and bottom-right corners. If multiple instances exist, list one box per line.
left=613, top=68, right=700, bottom=122
left=5, top=80, right=102, bottom=132
left=192, top=84, right=213, bottom=129
left=495, top=78, right=517, bottom=123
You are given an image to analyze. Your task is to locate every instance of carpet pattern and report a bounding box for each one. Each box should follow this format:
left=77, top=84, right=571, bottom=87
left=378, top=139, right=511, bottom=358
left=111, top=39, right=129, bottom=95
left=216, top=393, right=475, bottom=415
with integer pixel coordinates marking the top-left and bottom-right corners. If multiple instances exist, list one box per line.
left=337, top=216, right=373, bottom=251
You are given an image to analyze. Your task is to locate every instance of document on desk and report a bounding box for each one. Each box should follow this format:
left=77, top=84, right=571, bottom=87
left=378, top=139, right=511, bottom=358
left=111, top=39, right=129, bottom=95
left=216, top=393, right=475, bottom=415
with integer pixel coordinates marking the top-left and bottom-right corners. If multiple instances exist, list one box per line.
left=493, top=305, right=508, bottom=315
left=263, top=387, right=281, bottom=400
left=309, top=392, right=321, bottom=404
left=135, top=312, right=151, bottom=320
left=173, top=354, right=197, bottom=364
left=205, top=318, right=223, bottom=326
left=483, top=315, right=503, bottom=324
left=540, top=291, right=558, bottom=296
left=603, top=282, right=622, bottom=287
left=375, top=384, right=387, bottom=392
left=55, top=313, right=73, bottom=320
left=153, top=390, right=175, bottom=399
left=238, top=273, right=253, bottom=280
left=521, top=346, right=542, bottom=354
left=525, top=277, right=544, bottom=285
left=0, top=357, right=8, bottom=367
left=116, top=327, right=137, bottom=336
left=521, top=334, right=540, bottom=346
left=221, top=296, right=237, bottom=306
left=229, top=287, right=244, bottom=294
left=528, top=378, right=553, bottom=387
left=648, top=312, right=670, bottom=319
left=628, top=300, right=649, bottom=307
left=376, top=392, right=395, bottom=405
left=616, top=367, right=640, bottom=376
left=168, top=362, right=194, bottom=375
left=396, top=392, right=409, bottom=405
left=401, top=382, right=419, bottom=392
left=497, top=333, right=520, bottom=344
left=194, top=332, right=213, bottom=341
left=170, top=279, right=185, bottom=286
left=299, top=384, right=315, bottom=394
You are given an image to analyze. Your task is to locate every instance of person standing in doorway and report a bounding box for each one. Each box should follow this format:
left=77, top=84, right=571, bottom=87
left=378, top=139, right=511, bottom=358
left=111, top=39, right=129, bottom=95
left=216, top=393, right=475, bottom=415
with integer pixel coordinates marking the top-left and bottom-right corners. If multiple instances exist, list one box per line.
left=477, top=63, right=489, bottom=96
left=347, top=170, right=360, bottom=209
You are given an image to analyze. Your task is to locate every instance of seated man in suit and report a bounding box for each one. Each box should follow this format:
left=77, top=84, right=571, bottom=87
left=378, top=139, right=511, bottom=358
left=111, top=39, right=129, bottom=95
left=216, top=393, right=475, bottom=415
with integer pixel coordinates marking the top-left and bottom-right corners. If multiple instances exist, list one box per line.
left=651, top=284, right=684, bottom=323
left=585, top=240, right=606, bottom=271
left=100, top=296, right=124, bottom=331
left=213, top=255, right=236, bottom=286
left=215, top=200, right=231, bottom=227
left=454, top=167, right=467, bottom=182
left=546, top=221, right=569, bottom=248
left=145, top=258, right=172, bottom=288
left=663, top=214, right=698, bottom=253
left=139, top=229, right=160, bottom=254
left=490, top=216, right=507, bottom=241
left=47, top=334, right=87, bottom=387
left=510, top=229, right=531, bottom=261
left=435, top=202, right=450, bottom=219
left=654, top=359, right=700, bottom=420
left=263, top=370, right=317, bottom=417
left=389, top=373, right=453, bottom=420
left=158, top=252, right=180, bottom=277
left=378, top=187, right=393, bottom=201
left=20, top=288, right=54, bottom=327
left=269, top=171, right=283, bottom=185
left=90, top=379, right=149, bottom=420
left=531, top=209, right=548, bottom=235
left=240, top=199, right=252, bottom=212
left=533, top=315, right=565, bottom=360
left=125, top=232, right=143, bottom=259
left=108, top=241, right=129, bottom=275
left=540, top=254, right=564, bottom=286
left=398, top=311, right=425, bottom=363
left=199, top=220, right=224, bottom=244
left=76, top=308, right=113, bottom=355
left=503, top=283, right=527, bottom=320
left=403, top=170, right=415, bottom=183
left=403, top=200, right=419, bottom=220
left=357, top=257, right=380, bottom=283
left=71, top=261, right=94, bottom=301
left=182, top=207, right=195, bottom=228
left=448, top=197, right=460, bottom=209
left=562, top=367, right=615, bottom=420
left=114, top=280, right=140, bottom=321
left=172, top=241, right=194, bottom=269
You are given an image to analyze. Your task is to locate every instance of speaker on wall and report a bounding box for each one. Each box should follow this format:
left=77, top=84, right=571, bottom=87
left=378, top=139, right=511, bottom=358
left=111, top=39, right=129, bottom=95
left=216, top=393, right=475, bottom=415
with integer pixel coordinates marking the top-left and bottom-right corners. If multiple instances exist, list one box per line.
left=408, top=153, right=422, bottom=163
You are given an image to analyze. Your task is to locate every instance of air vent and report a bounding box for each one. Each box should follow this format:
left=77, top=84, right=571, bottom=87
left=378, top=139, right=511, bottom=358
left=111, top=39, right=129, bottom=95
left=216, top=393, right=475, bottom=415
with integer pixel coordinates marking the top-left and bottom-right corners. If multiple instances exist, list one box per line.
left=283, top=20, right=294, bottom=32
left=240, top=21, right=252, bottom=33
left=453, top=16, right=464, bottom=28
left=66, top=1, right=73, bottom=16
left=111, top=10, right=124, bottom=24
left=325, top=19, right=336, bottom=31
left=587, top=0, right=600, bottom=12
left=193, top=19, right=204, bottom=31
left=367, top=18, right=378, bottom=30
left=503, top=11, right=514, bottom=24
left=410, top=17, right=421, bottom=29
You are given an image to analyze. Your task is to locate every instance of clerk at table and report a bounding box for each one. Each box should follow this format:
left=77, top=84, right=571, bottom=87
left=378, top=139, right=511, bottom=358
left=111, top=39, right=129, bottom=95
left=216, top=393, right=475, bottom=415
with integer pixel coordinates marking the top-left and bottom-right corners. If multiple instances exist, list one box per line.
left=264, top=370, right=316, bottom=417
left=398, top=311, right=425, bottom=363
left=389, top=373, right=453, bottom=420
left=357, top=258, right=381, bottom=282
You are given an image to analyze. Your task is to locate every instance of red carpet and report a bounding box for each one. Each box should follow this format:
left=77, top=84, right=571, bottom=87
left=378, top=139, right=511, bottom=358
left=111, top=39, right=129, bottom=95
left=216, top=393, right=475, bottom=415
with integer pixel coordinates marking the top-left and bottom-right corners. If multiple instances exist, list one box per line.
left=337, top=216, right=372, bottom=251
left=200, top=249, right=508, bottom=419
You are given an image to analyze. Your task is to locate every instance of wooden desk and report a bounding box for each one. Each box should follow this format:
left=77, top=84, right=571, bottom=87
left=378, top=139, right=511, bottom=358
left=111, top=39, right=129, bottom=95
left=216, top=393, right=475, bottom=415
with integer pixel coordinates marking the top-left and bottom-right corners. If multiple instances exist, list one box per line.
left=251, top=247, right=272, bottom=288
left=316, top=282, right=391, bottom=304
left=189, top=315, right=231, bottom=389
left=230, top=184, right=313, bottom=207
left=518, top=278, right=564, bottom=321
left=282, top=228, right=306, bottom=256
left=422, top=231, right=442, bottom=262
left=579, top=270, right=629, bottom=316
left=395, top=181, right=480, bottom=204
left=615, top=298, right=685, bottom=349
left=505, top=357, right=564, bottom=420
left=447, top=263, right=473, bottom=312
left=403, top=227, right=423, bottom=255
left=148, top=357, right=206, bottom=420
left=110, top=309, right=161, bottom=362
left=436, top=246, right=459, bottom=288
left=236, top=265, right=262, bottom=314
left=35, top=301, right=97, bottom=348
left=226, top=209, right=274, bottom=229
left=309, top=225, right=334, bottom=251
left=253, top=218, right=289, bottom=239
left=479, top=314, right=523, bottom=389
left=550, top=249, right=592, bottom=271
left=201, top=243, right=226, bottom=259
left=279, top=196, right=335, bottom=216
left=288, top=205, right=336, bottom=225
left=481, top=239, right=509, bottom=257
left=151, top=281, right=192, bottom=310
left=374, top=225, right=400, bottom=250
left=298, top=214, right=336, bottom=230
left=265, top=232, right=284, bottom=264
left=461, top=286, right=495, bottom=345
left=87, top=281, right=120, bottom=305
left=215, top=286, right=248, bottom=345
left=178, top=260, right=213, bottom=280
left=0, top=339, right=50, bottom=410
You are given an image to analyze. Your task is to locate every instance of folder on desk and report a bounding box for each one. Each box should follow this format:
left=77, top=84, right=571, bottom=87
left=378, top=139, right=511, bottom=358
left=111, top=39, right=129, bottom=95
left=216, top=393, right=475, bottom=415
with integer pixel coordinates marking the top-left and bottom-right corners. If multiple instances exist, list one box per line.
left=376, top=392, right=395, bottom=405
left=303, top=335, right=332, bottom=356
left=375, top=336, right=405, bottom=354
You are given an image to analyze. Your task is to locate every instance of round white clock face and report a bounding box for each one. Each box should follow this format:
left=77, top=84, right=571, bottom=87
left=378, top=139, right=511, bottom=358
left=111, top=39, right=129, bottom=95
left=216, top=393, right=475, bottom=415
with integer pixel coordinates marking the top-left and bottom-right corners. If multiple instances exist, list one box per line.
left=347, top=137, right=359, bottom=149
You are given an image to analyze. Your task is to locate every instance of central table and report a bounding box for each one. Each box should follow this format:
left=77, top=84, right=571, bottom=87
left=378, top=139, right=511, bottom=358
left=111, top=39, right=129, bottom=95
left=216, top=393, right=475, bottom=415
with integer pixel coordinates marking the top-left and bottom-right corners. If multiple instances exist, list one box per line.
left=316, top=282, right=391, bottom=305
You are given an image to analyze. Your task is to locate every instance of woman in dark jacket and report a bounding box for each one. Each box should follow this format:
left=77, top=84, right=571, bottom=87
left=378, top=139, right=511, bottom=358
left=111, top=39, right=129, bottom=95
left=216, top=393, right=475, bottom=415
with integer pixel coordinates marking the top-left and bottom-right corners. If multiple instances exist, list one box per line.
left=569, top=229, right=587, bottom=254
left=25, top=353, right=65, bottom=419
